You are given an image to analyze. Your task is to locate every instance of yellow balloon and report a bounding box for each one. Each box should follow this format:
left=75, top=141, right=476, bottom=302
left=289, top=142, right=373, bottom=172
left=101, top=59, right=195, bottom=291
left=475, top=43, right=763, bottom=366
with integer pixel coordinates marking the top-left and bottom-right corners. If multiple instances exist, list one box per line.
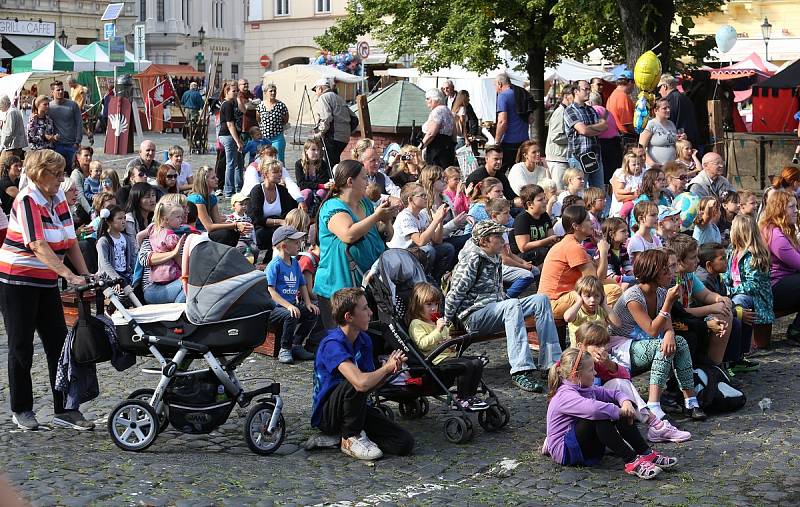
left=634, top=51, right=662, bottom=92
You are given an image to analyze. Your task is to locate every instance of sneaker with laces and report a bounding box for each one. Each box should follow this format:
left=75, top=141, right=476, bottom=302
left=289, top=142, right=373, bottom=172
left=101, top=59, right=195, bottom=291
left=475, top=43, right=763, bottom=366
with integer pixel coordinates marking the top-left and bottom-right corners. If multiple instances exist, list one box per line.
left=647, top=420, right=691, bottom=443
left=624, top=455, right=663, bottom=479
left=641, top=450, right=678, bottom=469
left=467, top=397, right=490, bottom=411
left=52, top=411, right=95, bottom=431
left=278, top=348, right=294, bottom=364
left=731, top=358, right=760, bottom=373
left=303, top=433, right=342, bottom=450
left=12, top=411, right=39, bottom=430
left=341, top=431, right=383, bottom=460
left=291, top=345, right=315, bottom=361
left=511, top=372, right=544, bottom=393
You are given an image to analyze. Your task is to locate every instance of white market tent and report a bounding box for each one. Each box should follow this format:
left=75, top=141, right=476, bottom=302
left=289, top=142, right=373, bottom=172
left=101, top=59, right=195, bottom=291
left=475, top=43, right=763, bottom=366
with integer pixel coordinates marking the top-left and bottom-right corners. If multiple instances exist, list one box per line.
left=543, top=58, right=614, bottom=83
left=0, top=72, right=33, bottom=104
left=263, top=64, right=364, bottom=124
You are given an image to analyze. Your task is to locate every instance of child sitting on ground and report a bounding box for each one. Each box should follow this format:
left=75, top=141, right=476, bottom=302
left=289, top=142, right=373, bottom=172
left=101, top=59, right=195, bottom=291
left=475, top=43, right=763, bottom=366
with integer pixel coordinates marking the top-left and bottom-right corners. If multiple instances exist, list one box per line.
left=574, top=322, right=691, bottom=443
left=655, top=205, right=681, bottom=244
left=100, top=168, right=121, bottom=195
left=266, top=225, right=320, bottom=364
left=599, top=217, right=635, bottom=287
left=738, top=190, right=758, bottom=217
left=675, top=139, right=701, bottom=177
left=407, top=282, right=488, bottom=411
left=627, top=201, right=661, bottom=262
left=311, top=287, right=414, bottom=461
left=88, top=192, right=117, bottom=239
left=630, top=168, right=669, bottom=228
left=563, top=275, right=621, bottom=347
left=294, top=138, right=332, bottom=210
left=242, top=126, right=270, bottom=165
left=226, top=192, right=259, bottom=261
left=95, top=205, right=135, bottom=285
left=513, top=184, right=558, bottom=266
left=442, top=165, right=470, bottom=216
left=83, top=160, right=103, bottom=202
left=717, top=190, right=739, bottom=246
left=553, top=194, right=585, bottom=237
left=552, top=168, right=585, bottom=217
left=148, top=200, right=184, bottom=283
left=464, top=177, right=506, bottom=234
left=692, top=196, right=722, bottom=246
left=538, top=177, right=558, bottom=217
left=610, top=153, right=643, bottom=218
left=543, top=347, right=677, bottom=479
left=486, top=198, right=538, bottom=297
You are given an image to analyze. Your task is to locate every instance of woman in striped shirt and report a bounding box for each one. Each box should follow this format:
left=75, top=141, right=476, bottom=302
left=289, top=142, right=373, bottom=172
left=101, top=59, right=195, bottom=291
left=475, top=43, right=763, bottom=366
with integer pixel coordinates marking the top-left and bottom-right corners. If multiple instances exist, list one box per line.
left=0, top=149, right=94, bottom=431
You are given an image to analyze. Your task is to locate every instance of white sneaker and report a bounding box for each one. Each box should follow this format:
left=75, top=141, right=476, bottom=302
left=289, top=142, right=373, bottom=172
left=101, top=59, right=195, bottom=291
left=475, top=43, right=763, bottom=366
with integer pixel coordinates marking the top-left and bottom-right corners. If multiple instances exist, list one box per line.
left=304, top=433, right=341, bottom=450
left=340, top=431, right=383, bottom=460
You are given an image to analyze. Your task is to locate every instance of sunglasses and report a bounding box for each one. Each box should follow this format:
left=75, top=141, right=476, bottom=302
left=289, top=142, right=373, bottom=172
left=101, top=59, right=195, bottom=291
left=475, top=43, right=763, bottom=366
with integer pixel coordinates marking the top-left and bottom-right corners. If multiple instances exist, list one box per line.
left=166, top=174, right=178, bottom=179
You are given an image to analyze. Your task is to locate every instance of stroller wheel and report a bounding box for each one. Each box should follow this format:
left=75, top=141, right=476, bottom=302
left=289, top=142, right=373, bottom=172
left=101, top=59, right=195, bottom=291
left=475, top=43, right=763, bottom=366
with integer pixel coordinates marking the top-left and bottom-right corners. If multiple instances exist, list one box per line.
left=444, top=416, right=473, bottom=444
left=398, top=399, right=424, bottom=419
left=478, top=404, right=510, bottom=432
left=377, top=404, right=395, bottom=421
left=244, top=402, right=286, bottom=455
left=107, top=400, right=160, bottom=452
left=127, top=389, right=169, bottom=433
left=419, top=397, right=430, bottom=417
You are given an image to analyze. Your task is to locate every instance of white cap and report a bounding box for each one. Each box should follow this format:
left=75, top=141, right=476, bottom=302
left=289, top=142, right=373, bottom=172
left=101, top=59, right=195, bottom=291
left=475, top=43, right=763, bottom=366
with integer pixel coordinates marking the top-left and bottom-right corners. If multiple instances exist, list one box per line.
left=312, top=77, right=331, bottom=91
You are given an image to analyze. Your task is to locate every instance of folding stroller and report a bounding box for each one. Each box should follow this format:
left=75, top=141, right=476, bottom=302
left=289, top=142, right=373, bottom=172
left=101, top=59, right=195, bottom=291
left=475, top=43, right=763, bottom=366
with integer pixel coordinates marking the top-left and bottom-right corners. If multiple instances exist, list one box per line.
left=99, top=236, right=285, bottom=454
left=354, top=248, right=510, bottom=444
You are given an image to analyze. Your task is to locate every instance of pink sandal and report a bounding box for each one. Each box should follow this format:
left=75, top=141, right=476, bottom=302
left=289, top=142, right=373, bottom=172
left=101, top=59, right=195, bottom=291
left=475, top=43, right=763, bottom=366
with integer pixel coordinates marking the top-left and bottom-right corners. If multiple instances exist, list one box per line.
left=641, top=450, right=678, bottom=469
left=624, top=455, right=663, bottom=479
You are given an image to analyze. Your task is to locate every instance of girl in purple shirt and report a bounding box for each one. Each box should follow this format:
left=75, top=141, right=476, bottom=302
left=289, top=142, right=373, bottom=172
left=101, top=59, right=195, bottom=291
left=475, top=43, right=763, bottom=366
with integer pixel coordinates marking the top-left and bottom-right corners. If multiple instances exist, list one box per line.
left=543, top=347, right=677, bottom=479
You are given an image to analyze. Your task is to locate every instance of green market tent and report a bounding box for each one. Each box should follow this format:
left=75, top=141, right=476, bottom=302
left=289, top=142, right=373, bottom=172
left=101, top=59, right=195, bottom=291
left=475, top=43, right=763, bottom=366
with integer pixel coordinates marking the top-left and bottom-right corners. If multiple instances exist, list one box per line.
left=350, top=80, right=428, bottom=133
left=73, top=42, right=150, bottom=76
left=11, top=40, right=104, bottom=73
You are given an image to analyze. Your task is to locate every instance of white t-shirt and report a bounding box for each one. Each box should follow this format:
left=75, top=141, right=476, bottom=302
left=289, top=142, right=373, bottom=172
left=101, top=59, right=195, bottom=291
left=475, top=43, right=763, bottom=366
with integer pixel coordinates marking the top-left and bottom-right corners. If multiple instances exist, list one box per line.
left=609, top=168, right=643, bottom=217
left=507, top=162, right=548, bottom=196
left=176, top=161, right=192, bottom=188
left=262, top=189, right=283, bottom=218
left=111, top=233, right=128, bottom=272
left=388, top=208, right=430, bottom=249
left=551, top=189, right=584, bottom=217
left=626, top=233, right=662, bottom=258
left=242, top=163, right=262, bottom=195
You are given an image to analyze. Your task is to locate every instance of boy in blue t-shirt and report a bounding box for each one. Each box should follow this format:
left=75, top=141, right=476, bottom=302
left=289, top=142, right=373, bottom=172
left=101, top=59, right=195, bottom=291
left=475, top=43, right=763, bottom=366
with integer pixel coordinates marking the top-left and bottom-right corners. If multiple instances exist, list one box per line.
left=309, top=287, right=414, bottom=461
left=266, top=225, right=320, bottom=364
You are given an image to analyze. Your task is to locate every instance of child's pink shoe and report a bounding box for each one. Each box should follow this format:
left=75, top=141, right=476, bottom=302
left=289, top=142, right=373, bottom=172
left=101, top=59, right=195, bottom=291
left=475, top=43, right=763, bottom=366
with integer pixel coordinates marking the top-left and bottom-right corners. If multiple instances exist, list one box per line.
left=640, top=450, right=678, bottom=469
left=647, top=420, right=691, bottom=443
left=624, top=455, right=663, bottom=479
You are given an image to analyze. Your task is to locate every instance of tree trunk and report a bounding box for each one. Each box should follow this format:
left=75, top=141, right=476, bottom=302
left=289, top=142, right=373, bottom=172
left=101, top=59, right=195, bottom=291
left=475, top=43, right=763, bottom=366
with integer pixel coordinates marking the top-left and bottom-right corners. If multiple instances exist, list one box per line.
left=525, top=48, right=546, bottom=148
left=617, top=0, right=675, bottom=73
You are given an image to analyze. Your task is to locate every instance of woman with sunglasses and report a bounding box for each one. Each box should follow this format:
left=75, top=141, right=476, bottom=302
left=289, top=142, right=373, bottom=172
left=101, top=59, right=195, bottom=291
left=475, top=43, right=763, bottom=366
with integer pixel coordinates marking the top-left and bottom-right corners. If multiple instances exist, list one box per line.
left=155, top=164, right=180, bottom=195
left=116, top=164, right=151, bottom=209
left=0, top=149, right=93, bottom=431
left=661, top=161, right=688, bottom=204
left=256, top=83, right=289, bottom=164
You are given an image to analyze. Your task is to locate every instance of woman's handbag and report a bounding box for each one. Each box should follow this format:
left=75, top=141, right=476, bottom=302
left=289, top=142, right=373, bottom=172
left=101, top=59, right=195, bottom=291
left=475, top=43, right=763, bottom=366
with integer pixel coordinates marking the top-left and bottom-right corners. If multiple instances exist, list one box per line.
left=71, top=291, right=112, bottom=364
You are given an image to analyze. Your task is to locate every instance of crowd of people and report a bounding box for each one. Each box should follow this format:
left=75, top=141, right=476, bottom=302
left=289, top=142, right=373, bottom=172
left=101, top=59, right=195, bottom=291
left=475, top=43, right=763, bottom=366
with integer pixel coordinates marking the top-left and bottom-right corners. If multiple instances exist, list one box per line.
left=0, top=70, right=798, bottom=479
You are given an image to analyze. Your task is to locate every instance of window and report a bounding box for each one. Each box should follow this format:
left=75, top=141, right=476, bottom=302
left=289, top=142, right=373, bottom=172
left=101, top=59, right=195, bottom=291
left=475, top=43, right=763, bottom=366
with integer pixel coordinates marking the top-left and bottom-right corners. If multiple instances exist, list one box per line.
left=139, top=0, right=146, bottom=21
left=231, top=64, right=239, bottom=79
left=275, top=0, right=289, bottom=16
left=315, top=0, right=330, bottom=13
left=156, top=0, right=164, bottom=22
left=182, top=0, right=190, bottom=24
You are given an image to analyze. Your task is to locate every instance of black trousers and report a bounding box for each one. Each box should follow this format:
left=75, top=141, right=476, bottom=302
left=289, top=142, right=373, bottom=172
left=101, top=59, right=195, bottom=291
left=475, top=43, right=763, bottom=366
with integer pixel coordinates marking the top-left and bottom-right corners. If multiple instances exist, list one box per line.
left=574, top=418, right=649, bottom=463
left=500, top=142, right=522, bottom=172
left=208, top=228, right=240, bottom=248
left=0, top=283, right=68, bottom=414
left=215, top=148, right=226, bottom=185
left=434, top=356, right=483, bottom=398
left=254, top=225, right=280, bottom=263
left=322, top=137, right=348, bottom=169
left=518, top=246, right=550, bottom=266
left=773, top=273, right=800, bottom=329
left=318, top=380, right=414, bottom=455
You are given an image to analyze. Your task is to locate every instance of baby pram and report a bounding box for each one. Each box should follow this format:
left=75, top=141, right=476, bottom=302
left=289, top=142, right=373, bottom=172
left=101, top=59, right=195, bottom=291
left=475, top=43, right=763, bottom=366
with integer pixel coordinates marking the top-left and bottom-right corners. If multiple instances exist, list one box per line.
left=354, top=248, right=510, bottom=444
left=99, top=236, right=285, bottom=454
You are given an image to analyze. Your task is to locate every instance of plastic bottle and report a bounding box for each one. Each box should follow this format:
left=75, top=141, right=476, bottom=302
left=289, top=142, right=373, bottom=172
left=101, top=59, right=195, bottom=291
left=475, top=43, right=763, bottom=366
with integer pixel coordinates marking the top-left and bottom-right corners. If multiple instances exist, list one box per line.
left=215, top=384, right=227, bottom=402
left=244, top=245, right=255, bottom=264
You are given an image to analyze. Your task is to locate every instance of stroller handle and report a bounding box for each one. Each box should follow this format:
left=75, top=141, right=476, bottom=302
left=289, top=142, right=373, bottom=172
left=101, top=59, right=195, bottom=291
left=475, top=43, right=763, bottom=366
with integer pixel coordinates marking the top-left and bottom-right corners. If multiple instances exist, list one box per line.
left=75, top=276, right=126, bottom=294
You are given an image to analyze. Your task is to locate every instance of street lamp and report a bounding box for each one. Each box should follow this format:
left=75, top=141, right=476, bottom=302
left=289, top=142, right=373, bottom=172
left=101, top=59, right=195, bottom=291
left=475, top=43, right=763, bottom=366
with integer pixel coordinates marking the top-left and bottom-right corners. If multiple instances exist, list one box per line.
left=761, top=17, right=772, bottom=61
left=192, top=26, right=205, bottom=47
left=58, top=29, right=67, bottom=46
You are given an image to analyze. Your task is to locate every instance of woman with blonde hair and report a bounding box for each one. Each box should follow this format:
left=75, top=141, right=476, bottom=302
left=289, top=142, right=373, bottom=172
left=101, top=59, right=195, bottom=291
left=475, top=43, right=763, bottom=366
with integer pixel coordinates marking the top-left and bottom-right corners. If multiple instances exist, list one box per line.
left=248, top=159, right=297, bottom=260
left=188, top=166, right=251, bottom=246
left=760, top=190, right=800, bottom=343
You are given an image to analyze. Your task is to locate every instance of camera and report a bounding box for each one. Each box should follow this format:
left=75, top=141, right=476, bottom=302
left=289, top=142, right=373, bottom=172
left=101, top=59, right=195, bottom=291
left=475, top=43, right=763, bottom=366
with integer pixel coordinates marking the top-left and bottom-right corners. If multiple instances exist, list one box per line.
left=399, top=153, right=413, bottom=161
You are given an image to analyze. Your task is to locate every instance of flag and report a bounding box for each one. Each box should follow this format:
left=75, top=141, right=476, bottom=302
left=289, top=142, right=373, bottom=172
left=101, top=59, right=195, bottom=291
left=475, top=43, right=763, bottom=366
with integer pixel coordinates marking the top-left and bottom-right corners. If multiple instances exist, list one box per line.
left=144, top=79, right=176, bottom=129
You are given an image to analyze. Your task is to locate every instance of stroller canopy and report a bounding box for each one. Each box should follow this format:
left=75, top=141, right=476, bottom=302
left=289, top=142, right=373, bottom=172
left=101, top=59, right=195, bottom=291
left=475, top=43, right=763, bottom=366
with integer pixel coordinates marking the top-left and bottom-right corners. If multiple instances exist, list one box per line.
left=369, top=249, right=428, bottom=321
left=184, top=237, right=270, bottom=325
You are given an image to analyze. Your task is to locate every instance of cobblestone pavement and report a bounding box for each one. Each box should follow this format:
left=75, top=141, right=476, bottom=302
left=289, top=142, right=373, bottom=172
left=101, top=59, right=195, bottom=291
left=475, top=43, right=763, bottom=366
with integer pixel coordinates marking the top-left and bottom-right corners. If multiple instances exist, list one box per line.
left=2, top=132, right=800, bottom=505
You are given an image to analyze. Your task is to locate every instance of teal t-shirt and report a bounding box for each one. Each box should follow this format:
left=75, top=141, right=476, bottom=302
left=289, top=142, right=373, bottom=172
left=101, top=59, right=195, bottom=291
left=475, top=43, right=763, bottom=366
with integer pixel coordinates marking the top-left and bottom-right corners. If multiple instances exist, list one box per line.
left=315, top=197, right=385, bottom=299
left=187, top=192, right=218, bottom=231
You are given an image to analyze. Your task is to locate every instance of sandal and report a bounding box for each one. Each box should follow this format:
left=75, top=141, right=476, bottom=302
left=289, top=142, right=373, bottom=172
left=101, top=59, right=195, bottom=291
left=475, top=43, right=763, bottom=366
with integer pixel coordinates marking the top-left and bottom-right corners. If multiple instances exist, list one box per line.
left=624, top=455, right=663, bottom=479
left=641, top=450, right=678, bottom=469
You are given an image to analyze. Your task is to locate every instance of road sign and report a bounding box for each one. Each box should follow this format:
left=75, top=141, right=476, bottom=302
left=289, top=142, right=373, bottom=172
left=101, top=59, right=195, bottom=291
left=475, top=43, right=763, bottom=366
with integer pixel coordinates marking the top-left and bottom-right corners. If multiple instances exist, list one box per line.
left=109, top=36, right=125, bottom=62
left=103, top=23, right=115, bottom=40
left=356, top=41, right=370, bottom=59
left=133, top=24, right=146, bottom=62
left=101, top=3, right=125, bottom=21
left=259, top=54, right=271, bottom=68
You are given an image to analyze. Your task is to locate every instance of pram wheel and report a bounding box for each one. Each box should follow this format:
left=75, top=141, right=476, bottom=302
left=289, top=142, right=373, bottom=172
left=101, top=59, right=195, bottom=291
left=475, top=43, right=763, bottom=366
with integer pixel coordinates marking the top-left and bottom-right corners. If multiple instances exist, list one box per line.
left=478, top=404, right=510, bottom=432
left=244, top=402, right=286, bottom=455
left=107, top=400, right=160, bottom=452
left=376, top=404, right=395, bottom=421
left=398, top=398, right=425, bottom=419
left=444, top=416, right=473, bottom=444
left=127, top=389, right=169, bottom=433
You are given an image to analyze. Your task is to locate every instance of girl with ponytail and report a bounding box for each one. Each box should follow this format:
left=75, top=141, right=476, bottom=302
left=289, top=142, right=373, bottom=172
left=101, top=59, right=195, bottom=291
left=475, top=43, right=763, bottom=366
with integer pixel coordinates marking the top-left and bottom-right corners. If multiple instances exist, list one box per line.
left=95, top=205, right=135, bottom=284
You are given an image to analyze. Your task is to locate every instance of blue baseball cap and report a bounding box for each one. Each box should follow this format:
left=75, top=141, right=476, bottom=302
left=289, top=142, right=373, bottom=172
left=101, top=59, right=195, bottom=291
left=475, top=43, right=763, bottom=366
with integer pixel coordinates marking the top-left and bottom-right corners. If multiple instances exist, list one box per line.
left=619, top=70, right=633, bottom=81
left=658, top=205, right=681, bottom=222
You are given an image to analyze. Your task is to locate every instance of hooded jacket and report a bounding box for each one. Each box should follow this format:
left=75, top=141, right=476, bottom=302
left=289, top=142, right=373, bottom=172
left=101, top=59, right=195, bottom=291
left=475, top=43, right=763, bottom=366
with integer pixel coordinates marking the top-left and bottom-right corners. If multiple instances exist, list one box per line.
left=444, top=240, right=505, bottom=322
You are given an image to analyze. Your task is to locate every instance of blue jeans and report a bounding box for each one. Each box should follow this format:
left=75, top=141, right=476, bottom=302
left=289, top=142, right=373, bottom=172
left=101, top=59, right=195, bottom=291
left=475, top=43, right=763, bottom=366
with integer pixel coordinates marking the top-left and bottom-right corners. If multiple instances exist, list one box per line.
left=144, top=279, right=186, bottom=304
left=464, top=294, right=562, bottom=374
left=265, top=133, right=286, bottom=164
left=569, top=155, right=604, bottom=189
left=219, top=135, right=242, bottom=196
left=270, top=304, right=319, bottom=349
left=502, top=265, right=538, bottom=298
left=53, top=143, right=77, bottom=173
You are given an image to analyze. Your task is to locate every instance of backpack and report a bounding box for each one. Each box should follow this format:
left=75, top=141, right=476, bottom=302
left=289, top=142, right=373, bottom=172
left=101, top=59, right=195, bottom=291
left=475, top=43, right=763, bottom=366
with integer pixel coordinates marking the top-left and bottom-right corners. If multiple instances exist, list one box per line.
left=512, top=84, right=536, bottom=123
left=693, top=365, right=746, bottom=413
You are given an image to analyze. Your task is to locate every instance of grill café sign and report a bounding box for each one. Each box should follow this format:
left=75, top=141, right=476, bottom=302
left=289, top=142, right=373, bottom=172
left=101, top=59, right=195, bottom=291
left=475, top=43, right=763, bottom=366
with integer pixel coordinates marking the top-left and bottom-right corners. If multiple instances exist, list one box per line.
left=0, top=19, right=56, bottom=37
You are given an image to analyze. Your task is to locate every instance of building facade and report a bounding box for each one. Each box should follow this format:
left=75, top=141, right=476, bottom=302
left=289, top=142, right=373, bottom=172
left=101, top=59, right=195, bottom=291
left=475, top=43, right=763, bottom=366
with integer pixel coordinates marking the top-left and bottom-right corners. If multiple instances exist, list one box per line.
left=0, top=0, right=137, bottom=62
left=136, top=0, right=245, bottom=80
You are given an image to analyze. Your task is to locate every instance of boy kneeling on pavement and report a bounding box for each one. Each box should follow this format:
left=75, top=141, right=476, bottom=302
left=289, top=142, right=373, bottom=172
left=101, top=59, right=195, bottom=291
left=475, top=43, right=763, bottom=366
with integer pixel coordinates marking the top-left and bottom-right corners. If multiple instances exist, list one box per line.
left=310, top=287, right=415, bottom=460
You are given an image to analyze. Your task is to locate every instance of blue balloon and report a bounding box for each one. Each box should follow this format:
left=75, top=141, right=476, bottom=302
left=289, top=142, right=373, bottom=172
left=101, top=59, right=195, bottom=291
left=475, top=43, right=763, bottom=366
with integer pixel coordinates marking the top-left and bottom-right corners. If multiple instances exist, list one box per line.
left=715, top=25, right=737, bottom=54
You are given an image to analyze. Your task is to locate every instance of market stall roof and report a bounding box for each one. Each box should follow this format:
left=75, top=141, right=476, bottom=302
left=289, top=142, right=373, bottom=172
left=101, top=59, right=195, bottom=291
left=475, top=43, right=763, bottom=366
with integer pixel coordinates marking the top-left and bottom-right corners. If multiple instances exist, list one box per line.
left=73, top=42, right=151, bottom=75
left=11, top=40, right=108, bottom=72
left=349, top=80, right=428, bottom=132
left=134, top=63, right=203, bottom=78
left=757, top=58, right=800, bottom=89
left=0, top=72, right=33, bottom=101
left=708, top=52, right=778, bottom=80
left=543, top=58, right=614, bottom=82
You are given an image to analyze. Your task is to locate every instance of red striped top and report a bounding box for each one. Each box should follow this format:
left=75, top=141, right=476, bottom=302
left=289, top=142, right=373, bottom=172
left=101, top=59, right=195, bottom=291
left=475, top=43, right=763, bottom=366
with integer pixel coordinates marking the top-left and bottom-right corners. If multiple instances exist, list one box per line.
left=0, top=184, right=76, bottom=288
